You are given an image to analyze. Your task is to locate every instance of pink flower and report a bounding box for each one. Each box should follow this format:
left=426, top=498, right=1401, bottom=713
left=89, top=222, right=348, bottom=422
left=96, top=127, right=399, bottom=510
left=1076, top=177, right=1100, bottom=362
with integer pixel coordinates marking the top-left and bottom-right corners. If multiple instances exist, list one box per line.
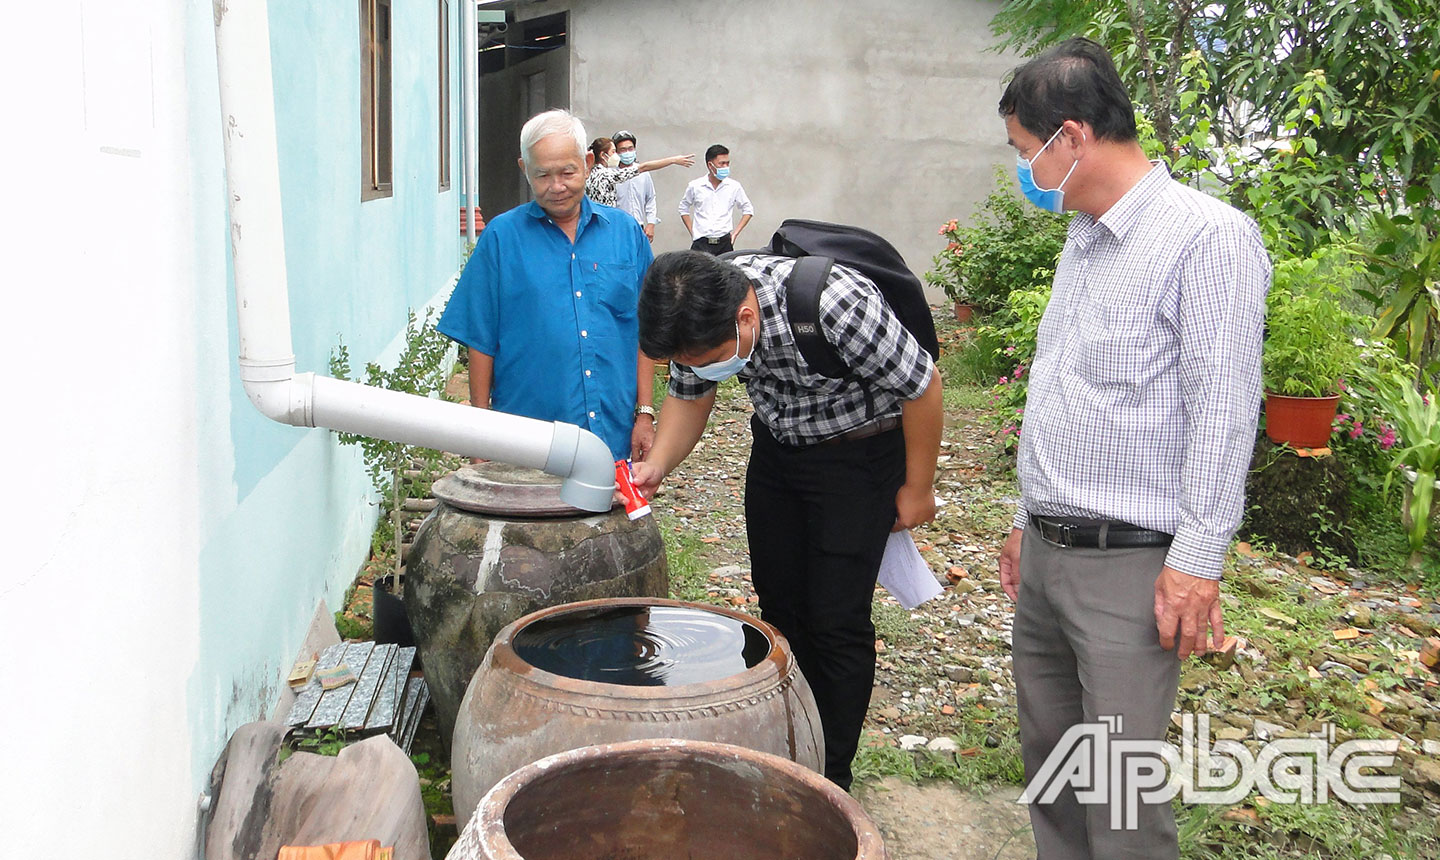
left=999, top=376, right=1008, bottom=385
left=1334, top=413, right=1350, bottom=424
left=1380, top=427, right=1397, bottom=449
left=1349, top=422, right=1363, bottom=439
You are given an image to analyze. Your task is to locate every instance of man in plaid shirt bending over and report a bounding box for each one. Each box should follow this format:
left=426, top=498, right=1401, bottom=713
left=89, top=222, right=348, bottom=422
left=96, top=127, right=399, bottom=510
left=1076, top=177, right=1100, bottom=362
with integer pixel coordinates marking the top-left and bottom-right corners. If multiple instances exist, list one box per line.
left=630, top=250, right=943, bottom=790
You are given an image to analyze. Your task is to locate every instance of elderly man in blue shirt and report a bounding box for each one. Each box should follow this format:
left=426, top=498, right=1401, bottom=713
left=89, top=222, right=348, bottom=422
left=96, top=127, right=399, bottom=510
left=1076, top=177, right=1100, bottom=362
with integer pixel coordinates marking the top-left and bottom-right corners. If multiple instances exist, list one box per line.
left=440, top=109, right=658, bottom=461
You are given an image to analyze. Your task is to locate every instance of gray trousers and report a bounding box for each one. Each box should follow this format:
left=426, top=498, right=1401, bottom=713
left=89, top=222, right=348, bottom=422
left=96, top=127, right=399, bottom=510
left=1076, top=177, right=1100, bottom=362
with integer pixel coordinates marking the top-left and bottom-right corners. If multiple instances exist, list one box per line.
left=1012, top=528, right=1181, bottom=860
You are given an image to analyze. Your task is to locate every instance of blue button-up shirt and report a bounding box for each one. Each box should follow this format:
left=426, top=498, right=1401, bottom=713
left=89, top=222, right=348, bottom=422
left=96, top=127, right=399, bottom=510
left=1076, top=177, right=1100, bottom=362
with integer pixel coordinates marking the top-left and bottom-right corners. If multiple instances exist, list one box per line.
left=439, top=198, right=654, bottom=459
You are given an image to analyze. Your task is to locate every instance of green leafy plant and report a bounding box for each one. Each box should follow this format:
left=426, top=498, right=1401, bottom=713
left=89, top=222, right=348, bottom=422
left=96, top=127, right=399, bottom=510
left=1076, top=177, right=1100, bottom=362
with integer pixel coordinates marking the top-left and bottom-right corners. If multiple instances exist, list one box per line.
left=1357, top=204, right=1440, bottom=373
left=924, top=167, right=1068, bottom=313
left=287, top=727, right=348, bottom=758
left=977, top=281, right=1052, bottom=452
left=329, top=308, right=456, bottom=584
left=1352, top=364, right=1440, bottom=568
left=1263, top=249, right=1363, bottom=397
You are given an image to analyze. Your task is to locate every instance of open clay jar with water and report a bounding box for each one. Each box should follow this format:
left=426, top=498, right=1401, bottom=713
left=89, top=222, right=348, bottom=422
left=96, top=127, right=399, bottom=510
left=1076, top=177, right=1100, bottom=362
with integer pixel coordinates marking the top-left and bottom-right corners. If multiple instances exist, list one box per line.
left=450, top=598, right=826, bottom=828
left=448, top=738, right=888, bottom=860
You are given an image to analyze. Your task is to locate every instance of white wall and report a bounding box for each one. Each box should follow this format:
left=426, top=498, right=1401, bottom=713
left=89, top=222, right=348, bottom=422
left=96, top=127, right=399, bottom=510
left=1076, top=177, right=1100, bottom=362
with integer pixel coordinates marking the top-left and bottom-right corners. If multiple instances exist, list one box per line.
left=4, top=3, right=207, bottom=856
left=1, top=1, right=463, bottom=856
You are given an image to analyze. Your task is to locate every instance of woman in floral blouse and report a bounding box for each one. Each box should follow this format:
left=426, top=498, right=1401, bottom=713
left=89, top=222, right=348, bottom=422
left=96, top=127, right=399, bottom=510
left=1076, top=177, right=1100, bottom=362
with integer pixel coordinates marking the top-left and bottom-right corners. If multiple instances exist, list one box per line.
left=585, top=137, right=694, bottom=207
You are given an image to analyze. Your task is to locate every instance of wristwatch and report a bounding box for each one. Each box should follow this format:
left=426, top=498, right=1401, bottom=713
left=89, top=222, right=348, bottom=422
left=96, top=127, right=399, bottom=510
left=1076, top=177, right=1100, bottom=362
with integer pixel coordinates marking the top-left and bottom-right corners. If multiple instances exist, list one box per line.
left=635, top=405, right=657, bottom=422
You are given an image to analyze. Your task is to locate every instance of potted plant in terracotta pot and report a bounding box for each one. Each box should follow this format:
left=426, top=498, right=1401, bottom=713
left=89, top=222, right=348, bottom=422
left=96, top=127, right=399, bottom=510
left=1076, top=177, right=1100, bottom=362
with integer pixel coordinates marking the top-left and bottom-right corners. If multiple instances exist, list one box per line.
left=923, top=169, right=1068, bottom=324
left=924, top=219, right=977, bottom=322
left=1262, top=252, right=1362, bottom=448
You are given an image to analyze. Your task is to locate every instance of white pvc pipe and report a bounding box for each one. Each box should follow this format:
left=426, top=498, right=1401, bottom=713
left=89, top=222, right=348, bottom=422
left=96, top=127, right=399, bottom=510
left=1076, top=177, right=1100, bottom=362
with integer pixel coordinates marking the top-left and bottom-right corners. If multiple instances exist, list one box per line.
left=463, top=0, right=478, bottom=245
left=213, top=0, right=613, bottom=513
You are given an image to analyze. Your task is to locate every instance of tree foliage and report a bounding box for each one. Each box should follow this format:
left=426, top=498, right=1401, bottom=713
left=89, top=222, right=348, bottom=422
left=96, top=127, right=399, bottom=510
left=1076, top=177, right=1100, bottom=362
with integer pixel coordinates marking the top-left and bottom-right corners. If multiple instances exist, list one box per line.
left=989, top=0, right=1440, bottom=222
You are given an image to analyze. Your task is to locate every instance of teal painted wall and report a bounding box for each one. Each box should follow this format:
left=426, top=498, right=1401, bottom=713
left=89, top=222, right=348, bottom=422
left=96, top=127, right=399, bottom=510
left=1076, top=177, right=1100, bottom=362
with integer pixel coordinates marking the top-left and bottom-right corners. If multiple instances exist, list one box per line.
left=189, top=0, right=464, bottom=794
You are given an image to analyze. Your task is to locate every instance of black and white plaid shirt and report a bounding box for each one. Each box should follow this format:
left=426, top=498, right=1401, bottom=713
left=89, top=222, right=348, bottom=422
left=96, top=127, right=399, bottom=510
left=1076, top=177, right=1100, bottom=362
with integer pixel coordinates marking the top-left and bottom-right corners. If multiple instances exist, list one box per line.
left=1014, top=164, right=1270, bottom=580
left=668, top=254, right=934, bottom=446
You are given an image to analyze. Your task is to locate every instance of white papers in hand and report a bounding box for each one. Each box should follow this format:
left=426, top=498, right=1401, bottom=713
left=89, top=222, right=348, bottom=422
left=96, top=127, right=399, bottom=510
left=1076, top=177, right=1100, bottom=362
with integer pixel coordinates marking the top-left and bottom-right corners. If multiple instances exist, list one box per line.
left=877, top=529, right=943, bottom=609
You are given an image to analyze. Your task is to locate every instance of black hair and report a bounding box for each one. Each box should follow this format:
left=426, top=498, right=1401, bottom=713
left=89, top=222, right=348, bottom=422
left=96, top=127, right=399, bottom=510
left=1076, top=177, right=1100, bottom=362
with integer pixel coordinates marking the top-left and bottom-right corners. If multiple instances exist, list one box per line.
left=588, top=137, right=613, bottom=160
left=639, top=251, right=750, bottom=359
left=998, top=37, right=1137, bottom=143
left=612, top=130, right=637, bottom=145
left=704, top=144, right=730, bottom=164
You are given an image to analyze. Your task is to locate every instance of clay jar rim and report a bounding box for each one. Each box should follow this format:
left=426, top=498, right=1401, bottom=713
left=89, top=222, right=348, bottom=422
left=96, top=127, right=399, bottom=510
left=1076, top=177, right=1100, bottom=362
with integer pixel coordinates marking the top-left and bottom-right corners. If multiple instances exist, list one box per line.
left=472, top=737, right=889, bottom=860
left=488, top=597, right=795, bottom=702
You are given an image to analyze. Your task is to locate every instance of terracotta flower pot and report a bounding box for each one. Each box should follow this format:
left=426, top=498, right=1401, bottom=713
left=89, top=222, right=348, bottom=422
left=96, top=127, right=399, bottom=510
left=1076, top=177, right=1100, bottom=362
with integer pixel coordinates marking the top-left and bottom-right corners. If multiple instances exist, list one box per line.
left=447, top=738, right=889, bottom=860
left=953, top=301, right=975, bottom=323
left=1264, top=392, right=1342, bottom=448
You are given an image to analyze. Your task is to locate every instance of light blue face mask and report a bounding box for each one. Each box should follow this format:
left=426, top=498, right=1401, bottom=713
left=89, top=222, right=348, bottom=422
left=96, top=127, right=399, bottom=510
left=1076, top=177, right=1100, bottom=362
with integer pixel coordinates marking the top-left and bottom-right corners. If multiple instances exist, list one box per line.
left=618, top=151, right=636, bottom=165
left=1016, top=125, right=1079, bottom=213
left=715, top=166, right=731, bottom=180
left=692, top=321, right=754, bottom=382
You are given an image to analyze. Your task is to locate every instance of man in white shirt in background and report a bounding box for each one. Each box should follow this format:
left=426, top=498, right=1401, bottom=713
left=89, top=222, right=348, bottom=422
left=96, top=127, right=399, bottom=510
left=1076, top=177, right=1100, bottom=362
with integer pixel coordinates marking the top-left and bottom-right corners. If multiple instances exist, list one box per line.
left=612, top=130, right=658, bottom=242
left=678, top=144, right=754, bottom=255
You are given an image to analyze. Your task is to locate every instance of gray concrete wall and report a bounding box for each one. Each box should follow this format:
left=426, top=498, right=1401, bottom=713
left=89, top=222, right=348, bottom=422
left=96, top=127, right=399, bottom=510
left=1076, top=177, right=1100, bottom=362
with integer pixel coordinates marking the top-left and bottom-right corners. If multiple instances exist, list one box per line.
left=504, top=0, right=1021, bottom=294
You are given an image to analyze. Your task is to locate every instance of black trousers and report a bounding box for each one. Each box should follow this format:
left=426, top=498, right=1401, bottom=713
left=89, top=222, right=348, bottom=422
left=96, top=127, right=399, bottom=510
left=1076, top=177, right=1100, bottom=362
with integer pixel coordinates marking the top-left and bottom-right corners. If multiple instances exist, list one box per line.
left=744, top=416, right=906, bottom=789
left=690, top=235, right=734, bottom=255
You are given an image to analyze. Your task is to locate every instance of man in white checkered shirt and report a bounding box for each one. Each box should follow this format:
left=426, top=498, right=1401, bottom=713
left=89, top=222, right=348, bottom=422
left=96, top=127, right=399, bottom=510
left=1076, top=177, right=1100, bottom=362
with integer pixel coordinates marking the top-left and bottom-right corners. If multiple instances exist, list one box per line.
left=630, top=250, right=942, bottom=790
left=996, top=39, right=1270, bottom=860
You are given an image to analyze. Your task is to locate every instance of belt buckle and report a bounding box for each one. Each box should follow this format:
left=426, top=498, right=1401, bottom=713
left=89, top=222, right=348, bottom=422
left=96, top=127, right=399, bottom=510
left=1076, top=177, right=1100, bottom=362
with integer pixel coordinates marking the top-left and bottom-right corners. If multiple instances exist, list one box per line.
left=1055, top=521, right=1075, bottom=547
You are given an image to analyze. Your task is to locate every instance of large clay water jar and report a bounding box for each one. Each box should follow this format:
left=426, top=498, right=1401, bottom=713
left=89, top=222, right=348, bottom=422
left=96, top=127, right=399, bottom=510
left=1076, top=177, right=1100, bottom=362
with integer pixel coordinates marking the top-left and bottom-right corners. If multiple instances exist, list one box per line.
left=404, top=463, right=668, bottom=748
left=446, top=738, right=887, bottom=860
left=450, top=597, right=825, bottom=829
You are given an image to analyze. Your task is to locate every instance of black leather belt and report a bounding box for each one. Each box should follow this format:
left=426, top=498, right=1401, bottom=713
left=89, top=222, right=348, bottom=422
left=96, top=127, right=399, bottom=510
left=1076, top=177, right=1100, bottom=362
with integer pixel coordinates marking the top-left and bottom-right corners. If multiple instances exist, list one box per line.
left=819, top=416, right=902, bottom=446
left=1032, top=515, right=1172, bottom=549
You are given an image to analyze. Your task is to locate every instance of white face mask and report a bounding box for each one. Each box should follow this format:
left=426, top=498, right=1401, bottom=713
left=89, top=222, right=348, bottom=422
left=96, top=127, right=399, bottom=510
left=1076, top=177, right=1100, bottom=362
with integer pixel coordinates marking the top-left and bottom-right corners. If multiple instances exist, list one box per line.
left=604, top=153, right=619, bottom=168
left=691, top=321, right=756, bottom=382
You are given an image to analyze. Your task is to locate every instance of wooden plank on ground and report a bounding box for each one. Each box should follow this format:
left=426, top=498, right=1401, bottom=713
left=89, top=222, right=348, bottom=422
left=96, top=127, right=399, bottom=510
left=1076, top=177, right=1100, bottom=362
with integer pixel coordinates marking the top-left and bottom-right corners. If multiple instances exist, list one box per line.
left=365, top=646, right=416, bottom=733
left=285, top=642, right=348, bottom=727
left=306, top=641, right=374, bottom=729
left=341, top=643, right=395, bottom=731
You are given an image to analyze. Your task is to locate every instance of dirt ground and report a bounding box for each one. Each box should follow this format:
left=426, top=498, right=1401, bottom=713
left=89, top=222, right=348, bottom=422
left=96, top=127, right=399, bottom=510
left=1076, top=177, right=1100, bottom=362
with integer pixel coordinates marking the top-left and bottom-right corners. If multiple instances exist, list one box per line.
left=856, top=778, right=1035, bottom=859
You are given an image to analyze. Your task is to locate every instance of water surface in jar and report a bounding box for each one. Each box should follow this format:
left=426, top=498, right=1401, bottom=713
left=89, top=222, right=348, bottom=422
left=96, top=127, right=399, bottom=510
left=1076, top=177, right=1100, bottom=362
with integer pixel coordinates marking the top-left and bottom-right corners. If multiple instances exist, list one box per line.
left=513, top=605, right=771, bottom=686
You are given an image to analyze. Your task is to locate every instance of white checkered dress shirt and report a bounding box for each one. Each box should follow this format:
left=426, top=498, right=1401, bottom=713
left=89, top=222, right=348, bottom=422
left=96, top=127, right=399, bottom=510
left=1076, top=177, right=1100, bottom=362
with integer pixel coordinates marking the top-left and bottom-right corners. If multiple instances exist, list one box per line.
left=668, top=254, right=934, bottom=446
left=1013, top=164, right=1270, bottom=580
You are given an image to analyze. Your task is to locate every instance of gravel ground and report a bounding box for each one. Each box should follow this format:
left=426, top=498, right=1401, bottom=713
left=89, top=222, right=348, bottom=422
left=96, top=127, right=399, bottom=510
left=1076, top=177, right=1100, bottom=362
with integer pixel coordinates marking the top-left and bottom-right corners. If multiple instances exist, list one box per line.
left=644, top=335, right=1440, bottom=857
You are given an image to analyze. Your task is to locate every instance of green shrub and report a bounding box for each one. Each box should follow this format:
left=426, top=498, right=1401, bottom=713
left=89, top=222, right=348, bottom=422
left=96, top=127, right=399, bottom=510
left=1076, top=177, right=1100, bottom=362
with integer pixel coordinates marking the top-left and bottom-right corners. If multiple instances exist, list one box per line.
left=1263, top=247, right=1364, bottom=397
left=924, top=167, right=1069, bottom=313
left=977, top=282, right=1052, bottom=452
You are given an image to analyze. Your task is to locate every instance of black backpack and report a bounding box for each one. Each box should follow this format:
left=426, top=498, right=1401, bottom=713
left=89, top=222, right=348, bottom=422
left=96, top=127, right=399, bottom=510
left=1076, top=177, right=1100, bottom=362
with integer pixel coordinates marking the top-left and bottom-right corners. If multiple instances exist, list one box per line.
left=723, top=219, right=941, bottom=379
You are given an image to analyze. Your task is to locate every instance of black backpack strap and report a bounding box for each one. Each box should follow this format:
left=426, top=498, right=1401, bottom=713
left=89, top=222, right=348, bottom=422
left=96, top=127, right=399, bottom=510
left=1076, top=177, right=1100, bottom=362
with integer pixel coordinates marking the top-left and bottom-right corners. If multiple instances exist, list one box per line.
left=784, top=255, right=849, bottom=379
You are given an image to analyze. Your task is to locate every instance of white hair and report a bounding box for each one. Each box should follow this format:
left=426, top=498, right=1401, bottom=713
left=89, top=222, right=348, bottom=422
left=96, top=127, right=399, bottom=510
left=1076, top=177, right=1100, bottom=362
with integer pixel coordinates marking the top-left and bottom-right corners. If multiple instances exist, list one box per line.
left=519, top=109, right=587, bottom=167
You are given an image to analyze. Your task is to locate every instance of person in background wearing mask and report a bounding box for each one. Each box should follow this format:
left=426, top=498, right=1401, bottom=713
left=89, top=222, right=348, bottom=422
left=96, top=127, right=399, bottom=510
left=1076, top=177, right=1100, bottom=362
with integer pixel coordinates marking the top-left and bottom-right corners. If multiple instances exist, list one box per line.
left=629, top=250, right=943, bottom=791
left=584, top=136, right=692, bottom=208
left=678, top=144, right=753, bottom=254
left=612, top=130, right=659, bottom=242
left=997, top=38, right=1269, bottom=860
left=439, top=110, right=660, bottom=462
